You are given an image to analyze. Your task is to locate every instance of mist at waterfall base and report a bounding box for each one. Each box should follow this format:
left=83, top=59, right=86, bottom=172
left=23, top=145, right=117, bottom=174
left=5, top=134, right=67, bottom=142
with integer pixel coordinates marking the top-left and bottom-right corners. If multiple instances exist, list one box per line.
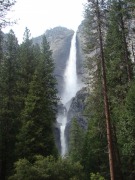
left=57, top=32, right=82, bottom=156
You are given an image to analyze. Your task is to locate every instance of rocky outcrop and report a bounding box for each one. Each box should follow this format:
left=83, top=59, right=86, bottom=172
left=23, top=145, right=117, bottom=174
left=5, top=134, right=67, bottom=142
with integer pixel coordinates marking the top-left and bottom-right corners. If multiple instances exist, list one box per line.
left=53, top=122, right=61, bottom=154
left=76, top=23, right=85, bottom=74
left=65, top=87, right=88, bottom=148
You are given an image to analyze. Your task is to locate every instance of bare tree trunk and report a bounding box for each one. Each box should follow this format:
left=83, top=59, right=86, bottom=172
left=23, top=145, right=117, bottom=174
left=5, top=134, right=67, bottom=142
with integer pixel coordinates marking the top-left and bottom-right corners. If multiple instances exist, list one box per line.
left=96, top=0, right=115, bottom=179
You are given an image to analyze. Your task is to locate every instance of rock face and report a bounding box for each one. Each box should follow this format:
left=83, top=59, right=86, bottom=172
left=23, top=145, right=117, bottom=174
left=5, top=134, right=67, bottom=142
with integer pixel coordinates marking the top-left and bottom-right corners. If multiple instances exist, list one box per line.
left=33, top=26, right=74, bottom=95
left=76, top=23, right=86, bottom=75
left=53, top=122, right=61, bottom=154
left=65, top=87, right=88, bottom=149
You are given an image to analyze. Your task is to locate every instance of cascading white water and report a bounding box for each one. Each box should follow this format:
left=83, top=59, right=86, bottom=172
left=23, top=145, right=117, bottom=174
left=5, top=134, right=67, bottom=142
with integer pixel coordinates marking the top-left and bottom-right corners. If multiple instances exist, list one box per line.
left=62, top=32, right=78, bottom=105
left=58, top=32, right=79, bottom=156
left=58, top=110, right=67, bottom=156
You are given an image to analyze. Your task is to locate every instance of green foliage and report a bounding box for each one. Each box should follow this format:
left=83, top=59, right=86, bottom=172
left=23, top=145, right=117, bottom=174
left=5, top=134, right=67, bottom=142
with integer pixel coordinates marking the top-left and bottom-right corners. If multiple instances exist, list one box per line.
left=103, top=1, right=134, bottom=178
left=16, top=34, right=58, bottom=161
left=69, top=118, right=85, bottom=162
left=18, top=28, right=37, bottom=96
left=105, top=0, right=130, bottom=106
left=0, top=29, right=58, bottom=179
left=16, top=71, right=58, bottom=160
left=82, top=0, right=134, bottom=179
left=10, top=155, right=84, bottom=180
left=80, top=75, right=109, bottom=179
left=0, top=30, right=20, bottom=179
left=90, top=173, right=105, bottom=180
left=114, top=82, right=135, bottom=178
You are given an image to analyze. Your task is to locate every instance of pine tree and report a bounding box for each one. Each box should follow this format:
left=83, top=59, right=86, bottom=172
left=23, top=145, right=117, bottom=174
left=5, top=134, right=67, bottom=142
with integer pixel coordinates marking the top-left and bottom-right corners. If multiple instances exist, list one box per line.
left=115, top=81, right=135, bottom=179
left=0, top=30, right=19, bottom=180
left=69, top=118, right=84, bottom=162
left=104, top=1, right=135, bottom=178
left=86, top=1, right=115, bottom=179
left=19, top=27, right=36, bottom=87
left=110, top=0, right=133, bottom=82
left=82, top=75, right=109, bottom=179
left=17, top=28, right=38, bottom=110
left=16, top=35, right=58, bottom=161
left=81, top=0, right=134, bottom=179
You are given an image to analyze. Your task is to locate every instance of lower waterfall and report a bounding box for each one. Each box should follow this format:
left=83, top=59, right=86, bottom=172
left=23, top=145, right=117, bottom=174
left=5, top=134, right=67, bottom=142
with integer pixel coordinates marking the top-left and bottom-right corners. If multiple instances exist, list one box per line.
left=57, top=31, right=79, bottom=156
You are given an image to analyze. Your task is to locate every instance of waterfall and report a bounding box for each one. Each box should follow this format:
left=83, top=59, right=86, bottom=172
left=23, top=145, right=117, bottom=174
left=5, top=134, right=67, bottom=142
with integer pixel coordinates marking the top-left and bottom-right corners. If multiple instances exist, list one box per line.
left=57, top=32, right=79, bottom=156
left=62, top=32, right=78, bottom=105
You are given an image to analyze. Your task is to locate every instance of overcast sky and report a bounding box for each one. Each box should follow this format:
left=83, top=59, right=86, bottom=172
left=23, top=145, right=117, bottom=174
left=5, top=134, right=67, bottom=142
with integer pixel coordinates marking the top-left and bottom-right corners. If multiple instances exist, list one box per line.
left=3, top=0, right=87, bottom=43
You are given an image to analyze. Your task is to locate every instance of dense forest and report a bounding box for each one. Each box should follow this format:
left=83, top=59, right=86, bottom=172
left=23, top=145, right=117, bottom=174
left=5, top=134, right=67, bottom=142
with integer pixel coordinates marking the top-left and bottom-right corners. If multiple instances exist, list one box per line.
left=0, top=0, right=135, bottom=180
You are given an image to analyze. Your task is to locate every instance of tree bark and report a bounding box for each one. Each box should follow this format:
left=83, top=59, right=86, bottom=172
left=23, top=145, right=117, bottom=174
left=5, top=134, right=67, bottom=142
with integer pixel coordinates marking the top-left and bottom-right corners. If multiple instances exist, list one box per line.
left=96, top=0, right=115, bottom=179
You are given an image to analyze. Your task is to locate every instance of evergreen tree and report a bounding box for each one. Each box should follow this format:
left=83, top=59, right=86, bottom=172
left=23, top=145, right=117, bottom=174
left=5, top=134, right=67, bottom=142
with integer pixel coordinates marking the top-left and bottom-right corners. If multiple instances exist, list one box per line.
left=16, top=35, right=58, bottom=161
left=69, top=118, right=84, bottom=162
left=17, top=27, right=38, bottom=110
left=116, top=82, right=135, bottom=179
left=82, top=78, right=109, bottom=179
left=106, top=0, right=133, bottom=83
left=104, top=1, right=134, bottom=178
left=85, top=1, right=115, bottom=179
left=0, top=30, right=19, bottom=179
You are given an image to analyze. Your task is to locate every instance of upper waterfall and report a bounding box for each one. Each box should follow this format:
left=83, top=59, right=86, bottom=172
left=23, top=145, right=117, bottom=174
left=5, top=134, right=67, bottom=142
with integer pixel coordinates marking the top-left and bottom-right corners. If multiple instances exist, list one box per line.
left=62, top=32, right=78, bottom=105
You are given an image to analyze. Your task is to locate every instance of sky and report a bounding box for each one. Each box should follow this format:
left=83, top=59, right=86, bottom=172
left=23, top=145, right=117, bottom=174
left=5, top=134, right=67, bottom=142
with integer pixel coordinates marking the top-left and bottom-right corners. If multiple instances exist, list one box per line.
left=3, top=0, right=87, bottom=43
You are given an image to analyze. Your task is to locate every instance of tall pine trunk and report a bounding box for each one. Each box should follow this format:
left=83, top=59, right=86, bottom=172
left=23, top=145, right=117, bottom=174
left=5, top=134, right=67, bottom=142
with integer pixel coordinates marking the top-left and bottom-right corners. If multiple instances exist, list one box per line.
left=96, top=0, right=115, bottom=179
